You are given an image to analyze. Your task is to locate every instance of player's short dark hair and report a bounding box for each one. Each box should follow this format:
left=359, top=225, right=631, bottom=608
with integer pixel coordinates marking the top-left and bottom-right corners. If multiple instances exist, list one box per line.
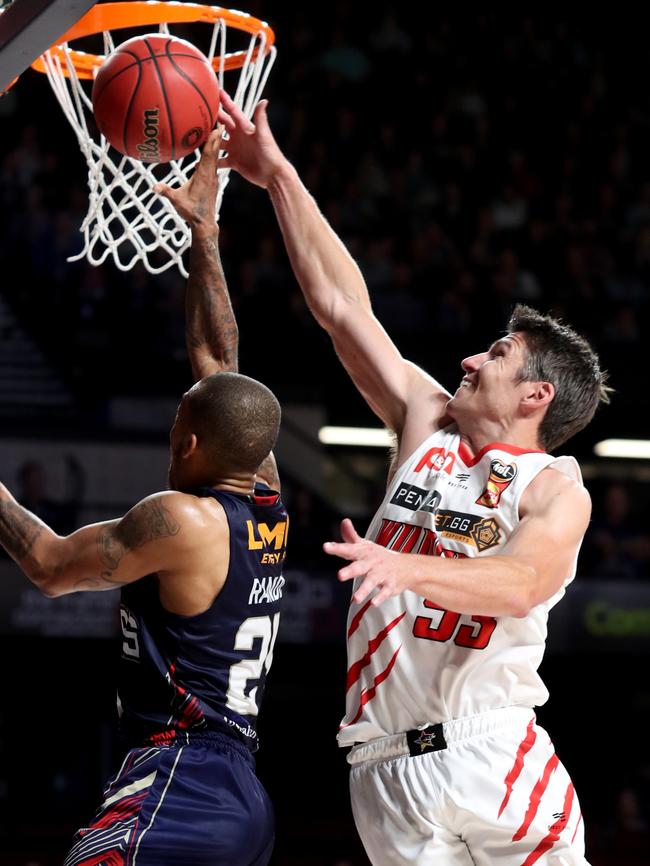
left=507, top=304, right=611, bottom=452
left=184, top=372, right=280, bottom=473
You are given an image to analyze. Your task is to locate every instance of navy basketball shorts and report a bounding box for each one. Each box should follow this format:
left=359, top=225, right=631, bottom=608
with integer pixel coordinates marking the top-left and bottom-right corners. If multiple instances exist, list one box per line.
left=63, top=732, right=274, bottom=866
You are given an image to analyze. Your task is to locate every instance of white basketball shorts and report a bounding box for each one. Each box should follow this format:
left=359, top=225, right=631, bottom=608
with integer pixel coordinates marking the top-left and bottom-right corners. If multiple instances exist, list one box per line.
left=347, top=706, right=589, bottom=866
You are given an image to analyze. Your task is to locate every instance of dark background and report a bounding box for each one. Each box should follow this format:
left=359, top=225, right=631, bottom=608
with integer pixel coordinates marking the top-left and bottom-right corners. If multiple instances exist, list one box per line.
left=1, top=4, right=650, bottom=864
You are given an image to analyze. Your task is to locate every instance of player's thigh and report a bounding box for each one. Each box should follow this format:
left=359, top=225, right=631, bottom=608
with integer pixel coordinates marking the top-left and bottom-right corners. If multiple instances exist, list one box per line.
left=350, top=756, right=474, bottom=866
left=132, top=744, right=274, bottom=866
left=448, top=721, right=588, bottom=866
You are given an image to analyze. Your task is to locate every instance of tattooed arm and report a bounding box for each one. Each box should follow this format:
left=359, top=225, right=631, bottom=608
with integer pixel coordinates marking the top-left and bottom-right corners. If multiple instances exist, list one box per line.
left=155, top=128, right=239, bottom=380
left=0, top=484, right=213, bottom=598
left=156, top=129, right=280, bottom=492
left=185, top=226, right=238, bottom=379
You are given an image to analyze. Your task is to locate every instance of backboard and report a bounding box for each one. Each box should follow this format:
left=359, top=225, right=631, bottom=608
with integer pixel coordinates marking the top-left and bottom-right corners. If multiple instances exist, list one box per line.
left=0, top=0, right=95, bottom=93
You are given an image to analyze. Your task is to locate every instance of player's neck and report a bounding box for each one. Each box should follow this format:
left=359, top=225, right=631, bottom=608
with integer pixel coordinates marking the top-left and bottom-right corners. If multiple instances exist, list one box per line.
left=208, top=475, right=256, bottom=496
left=458, top=420, right=543, bottom=457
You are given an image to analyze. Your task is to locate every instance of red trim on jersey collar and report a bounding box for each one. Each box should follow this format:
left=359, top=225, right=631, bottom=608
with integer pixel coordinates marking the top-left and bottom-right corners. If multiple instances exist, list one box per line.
left=252, top=484, right=280, bottom=505
left=457, top=440, right=545, bottom=467
left=253, top=492, right=280, bottom=505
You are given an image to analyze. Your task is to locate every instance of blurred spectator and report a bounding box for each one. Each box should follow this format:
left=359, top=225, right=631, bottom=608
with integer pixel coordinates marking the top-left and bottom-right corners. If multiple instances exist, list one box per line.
left=581, top=482, right=650, bottom=580
left=16, top=457, right=85, bottom=536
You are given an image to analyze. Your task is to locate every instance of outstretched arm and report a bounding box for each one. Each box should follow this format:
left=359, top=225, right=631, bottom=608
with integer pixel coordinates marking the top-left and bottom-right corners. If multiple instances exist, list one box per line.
left=218, top=93, right=451, bottom=453
left=323, top=469, right=591, bottom=617
left=156, top=129, right=280, bottom=492
left=155, top=129, right=238, bottom=381
left=0, top=483, right=204, bottom=598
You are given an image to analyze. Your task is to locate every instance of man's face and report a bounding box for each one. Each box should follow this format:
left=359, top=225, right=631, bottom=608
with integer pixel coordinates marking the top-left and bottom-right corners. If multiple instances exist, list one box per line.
left=446, top=332, right=532, bottom=427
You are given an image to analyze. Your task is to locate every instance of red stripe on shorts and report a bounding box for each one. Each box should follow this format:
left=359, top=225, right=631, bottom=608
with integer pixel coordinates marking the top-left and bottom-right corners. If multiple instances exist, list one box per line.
left=92, top=791, right=148, bottom=831
left=512, top=752, right=560, bottom=841
left=519, top=781, right=575, bottom=866
left=571, top=810, right=583, bottom=844
left=498, top=718, right=537, bottom=818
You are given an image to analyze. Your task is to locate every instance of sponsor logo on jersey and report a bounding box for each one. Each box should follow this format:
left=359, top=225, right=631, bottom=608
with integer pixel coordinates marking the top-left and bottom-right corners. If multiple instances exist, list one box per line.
left=247, top=519, right=288, bottom=563
left=248, top=575, right=285, bottom=604
left=435, top=509, right=502, bottom=551
left=475, top=459, right=518, bottom=509
left=447, top=471, right=470, bottom=491
left=375, top=517, right=478, bottom=556
left=222, top=714, right=258, bottom=742
left=390, top=482, right=442, bottom=514
left=414, top=446, right=456, bottom=475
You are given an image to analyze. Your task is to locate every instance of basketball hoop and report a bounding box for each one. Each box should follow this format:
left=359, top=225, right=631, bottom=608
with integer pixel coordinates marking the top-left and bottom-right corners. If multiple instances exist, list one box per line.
left=29, top=2, right=276, bottom=276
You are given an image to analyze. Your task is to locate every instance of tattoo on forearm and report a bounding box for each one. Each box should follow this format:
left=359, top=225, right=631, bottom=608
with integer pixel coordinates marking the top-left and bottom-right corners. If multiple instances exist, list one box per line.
left=85, top=499, right=181, bottom=591
left=187, top=234, right=239, bottom=372
left=0, top=502, right=45, bottom=559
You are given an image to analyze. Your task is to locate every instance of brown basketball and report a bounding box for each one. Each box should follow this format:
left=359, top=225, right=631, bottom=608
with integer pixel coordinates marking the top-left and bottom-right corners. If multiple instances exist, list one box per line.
left=92, top=34, right=220, bottom=164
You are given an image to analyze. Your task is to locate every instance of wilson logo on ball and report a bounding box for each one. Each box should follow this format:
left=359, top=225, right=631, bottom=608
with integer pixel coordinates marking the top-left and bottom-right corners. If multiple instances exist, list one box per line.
left=91, top=34, right=221, bottom=164
left=137, top=109, right=161, bottom=162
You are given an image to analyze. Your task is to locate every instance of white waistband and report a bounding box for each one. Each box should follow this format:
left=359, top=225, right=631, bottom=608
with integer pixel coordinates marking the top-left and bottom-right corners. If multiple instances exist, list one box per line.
left=347, top=706, right=535, bottom=766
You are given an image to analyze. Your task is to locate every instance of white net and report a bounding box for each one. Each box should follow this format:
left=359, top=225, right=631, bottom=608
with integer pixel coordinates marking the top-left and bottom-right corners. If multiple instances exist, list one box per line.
left=40, top=8, right=276, bottom=276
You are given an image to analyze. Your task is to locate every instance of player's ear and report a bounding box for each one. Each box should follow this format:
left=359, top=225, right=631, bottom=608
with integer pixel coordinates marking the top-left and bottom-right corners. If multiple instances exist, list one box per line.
left=181, top=433, right=198, bottom=459
left=520, top=381, right=554, bottom=414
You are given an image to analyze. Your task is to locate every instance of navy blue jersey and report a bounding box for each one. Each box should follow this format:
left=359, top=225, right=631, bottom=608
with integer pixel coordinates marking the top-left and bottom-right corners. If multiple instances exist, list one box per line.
left=117, top=484, right=288, bottom=752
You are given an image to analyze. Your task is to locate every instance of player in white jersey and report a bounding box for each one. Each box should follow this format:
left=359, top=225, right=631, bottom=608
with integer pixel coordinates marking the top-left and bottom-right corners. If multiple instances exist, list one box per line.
left=216, top=94, right=611, bottom=865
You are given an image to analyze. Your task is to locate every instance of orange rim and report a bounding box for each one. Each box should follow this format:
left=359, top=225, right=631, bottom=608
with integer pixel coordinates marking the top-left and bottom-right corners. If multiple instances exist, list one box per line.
left=30, top=1, right=275, bottom=79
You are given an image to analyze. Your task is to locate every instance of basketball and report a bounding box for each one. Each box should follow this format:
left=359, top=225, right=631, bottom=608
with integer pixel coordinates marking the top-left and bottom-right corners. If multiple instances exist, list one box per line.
left=92, top=34, right=220, bottom=164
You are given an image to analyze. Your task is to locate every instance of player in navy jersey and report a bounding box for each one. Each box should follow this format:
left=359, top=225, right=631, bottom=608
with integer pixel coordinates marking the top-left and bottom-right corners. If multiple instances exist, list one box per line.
left=0, top=129, right=285, bottom=866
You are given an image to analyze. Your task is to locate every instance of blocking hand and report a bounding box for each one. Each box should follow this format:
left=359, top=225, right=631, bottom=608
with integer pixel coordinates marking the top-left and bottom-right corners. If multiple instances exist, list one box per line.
left=217, top=91, right=288, bottom=189
left=154, top=127, right=223, bottom=234
left=324, top=518, right=409, bottom=606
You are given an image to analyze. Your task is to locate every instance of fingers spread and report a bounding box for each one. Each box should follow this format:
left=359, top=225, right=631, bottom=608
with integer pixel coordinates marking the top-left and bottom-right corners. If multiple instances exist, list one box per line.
left=204, top=127, right=224, bottom=154
left=340, top=517, right=361, bottom=544
left=353, top=577, right=377, bottom=604
left=323, top=541, right=362, bottom=561
left=337, top=560, right=369, bottom=582
left=217, top=109, right=236, bottom=132
left=153, top=183, right=173, bottom=199
left=371, top=584, right=393, bottom=605
left=220, top=90, right=256, bottom=133
left=252, top=99, right=270, bottom=129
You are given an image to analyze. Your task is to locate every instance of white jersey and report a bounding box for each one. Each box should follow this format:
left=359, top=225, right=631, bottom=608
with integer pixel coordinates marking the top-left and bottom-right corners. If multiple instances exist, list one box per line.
left=338, top=423, right=582, bottom=747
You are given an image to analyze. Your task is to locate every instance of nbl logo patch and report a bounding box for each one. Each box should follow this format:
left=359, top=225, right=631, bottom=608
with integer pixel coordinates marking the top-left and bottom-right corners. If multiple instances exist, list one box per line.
left=476, top=459, right=517, bottom=509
